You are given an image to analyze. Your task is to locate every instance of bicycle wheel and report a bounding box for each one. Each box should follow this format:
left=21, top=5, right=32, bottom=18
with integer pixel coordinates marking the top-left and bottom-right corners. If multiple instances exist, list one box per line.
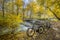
left=27, top=28, right=35, bottom=37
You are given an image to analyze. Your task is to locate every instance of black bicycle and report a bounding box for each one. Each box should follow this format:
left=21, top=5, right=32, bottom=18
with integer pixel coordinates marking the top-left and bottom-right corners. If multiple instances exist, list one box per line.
left=26, top=20, right=51, bottom=37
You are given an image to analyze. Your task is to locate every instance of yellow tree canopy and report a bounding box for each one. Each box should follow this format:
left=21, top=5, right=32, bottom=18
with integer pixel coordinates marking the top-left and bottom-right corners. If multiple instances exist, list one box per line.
left=16, top=0, right=23, bottom=6
left=36, top=0, right=60, bottom=21
left=29, top=2, right=40, bottom=13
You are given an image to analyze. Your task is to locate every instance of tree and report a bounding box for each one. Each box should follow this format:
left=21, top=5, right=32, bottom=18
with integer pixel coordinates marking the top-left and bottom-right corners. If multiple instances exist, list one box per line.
left=36, top=0, right=60, bottom=21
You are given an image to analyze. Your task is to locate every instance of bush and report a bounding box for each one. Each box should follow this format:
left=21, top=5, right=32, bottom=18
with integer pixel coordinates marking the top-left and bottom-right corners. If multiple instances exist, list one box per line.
left=0, top=13, right=23, bottom=35
left=0, top=14, right=22, bottom=28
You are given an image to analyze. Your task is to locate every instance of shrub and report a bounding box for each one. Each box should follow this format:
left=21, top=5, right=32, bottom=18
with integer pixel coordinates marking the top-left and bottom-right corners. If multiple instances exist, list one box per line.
left=0, top=13, right=23, bottom=35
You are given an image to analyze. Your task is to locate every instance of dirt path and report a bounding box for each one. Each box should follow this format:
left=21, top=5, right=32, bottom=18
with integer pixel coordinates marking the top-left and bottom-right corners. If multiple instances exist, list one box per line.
left=0, top=21, right=60, bottom=40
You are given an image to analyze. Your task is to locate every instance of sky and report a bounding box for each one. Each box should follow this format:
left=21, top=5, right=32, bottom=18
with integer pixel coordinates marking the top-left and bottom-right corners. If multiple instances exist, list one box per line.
left=23, top=0, right=29, bottom=8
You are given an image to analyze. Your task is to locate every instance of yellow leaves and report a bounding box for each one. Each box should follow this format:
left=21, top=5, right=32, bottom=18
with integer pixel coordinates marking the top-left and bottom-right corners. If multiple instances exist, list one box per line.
left=52, top=2, right=60, bottom=19
left=16, top=14, right=23, bottom=23
left=33, top=5, right=40, bottom=13
left=36, top=0, right=60, bottom=21
left=45, top=0, right=56, bottom=7
left=45, top=9, right=58, bottom=21
left=46, top=9, right=55, bottom=18
left=53, top=8, right=60, bottom=18
left=30, top=2, right=40, bottom=13
left=39, top=6, right=45, bottom=13
left=32, top=14, right=39, bottom=19
left=8, top=14, right=23, bottom=24
left=16, top=0, right=23, bottom=6
left=0, top=13, right=23, bottom=29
